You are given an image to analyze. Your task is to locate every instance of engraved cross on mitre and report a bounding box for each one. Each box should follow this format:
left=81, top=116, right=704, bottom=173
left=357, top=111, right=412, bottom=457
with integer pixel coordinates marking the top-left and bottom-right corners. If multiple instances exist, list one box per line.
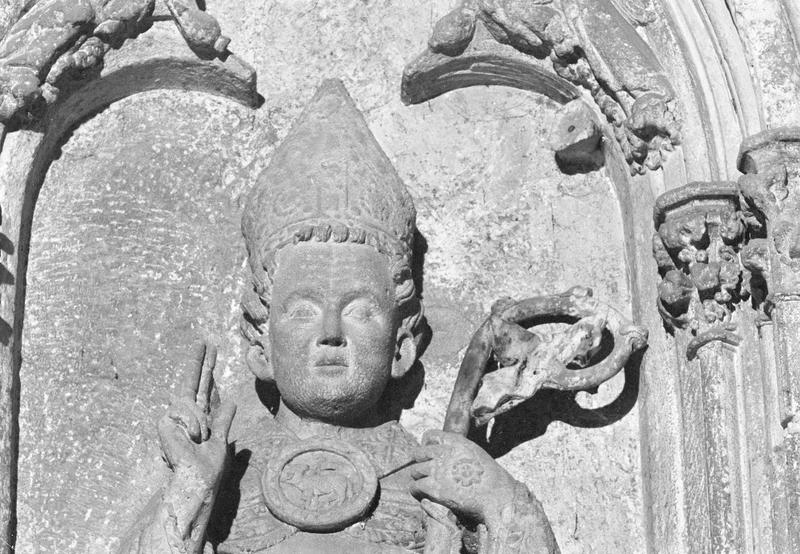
left=242, top=79, right=416, bottom=293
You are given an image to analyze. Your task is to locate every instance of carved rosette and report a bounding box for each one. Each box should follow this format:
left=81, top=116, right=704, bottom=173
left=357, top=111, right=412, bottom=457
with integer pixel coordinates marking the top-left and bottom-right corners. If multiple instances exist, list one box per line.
left=652, top=183, right=749, bottom=358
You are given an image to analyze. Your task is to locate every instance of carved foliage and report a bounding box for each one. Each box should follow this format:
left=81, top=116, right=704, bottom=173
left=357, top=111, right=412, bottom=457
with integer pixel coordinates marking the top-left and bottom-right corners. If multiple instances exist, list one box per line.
left=409, top=0, right=681, bottom=174
left=654, top=130, right=800, bottom=350
left=738, top=128, right=800, bottom=301
left=652, top=183, right=750, bottom=358
left=0, top=0, right=229, bottom=124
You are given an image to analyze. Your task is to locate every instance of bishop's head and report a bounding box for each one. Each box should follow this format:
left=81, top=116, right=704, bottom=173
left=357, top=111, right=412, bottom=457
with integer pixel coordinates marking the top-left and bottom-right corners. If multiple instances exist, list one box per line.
left=240, top=80, right=424, bottom=425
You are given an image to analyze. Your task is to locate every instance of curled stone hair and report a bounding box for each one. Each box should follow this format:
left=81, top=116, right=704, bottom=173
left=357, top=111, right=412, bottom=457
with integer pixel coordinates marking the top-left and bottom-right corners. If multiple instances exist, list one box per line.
left=239, top=223, right=425, bottom=357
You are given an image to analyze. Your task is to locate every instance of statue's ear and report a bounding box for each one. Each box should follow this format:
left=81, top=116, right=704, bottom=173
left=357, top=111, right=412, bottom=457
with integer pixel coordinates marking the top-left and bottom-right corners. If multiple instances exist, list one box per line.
left=392, top=329, right=417, bottom=379
left=246, top=343, right=274, bottom=382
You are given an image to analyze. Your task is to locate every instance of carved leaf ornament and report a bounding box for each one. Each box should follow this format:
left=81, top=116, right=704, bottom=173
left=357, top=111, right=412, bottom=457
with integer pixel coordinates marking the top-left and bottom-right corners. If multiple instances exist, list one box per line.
left=652, top=183, right=752, bottom=359
left=403, top=0, right=681, bottom=174
left=0, top=0, right=231, bottom=124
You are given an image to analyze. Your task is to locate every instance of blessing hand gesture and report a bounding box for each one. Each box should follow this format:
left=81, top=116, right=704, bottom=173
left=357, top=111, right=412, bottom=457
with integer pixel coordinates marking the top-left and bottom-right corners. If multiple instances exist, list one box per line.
left=158, top=342, right=237, bottom=487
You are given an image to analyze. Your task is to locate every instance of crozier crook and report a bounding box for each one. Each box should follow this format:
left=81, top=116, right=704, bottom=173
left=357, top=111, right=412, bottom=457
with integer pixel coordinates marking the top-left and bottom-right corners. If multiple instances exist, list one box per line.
left=444, top=286, right=649, bottom=436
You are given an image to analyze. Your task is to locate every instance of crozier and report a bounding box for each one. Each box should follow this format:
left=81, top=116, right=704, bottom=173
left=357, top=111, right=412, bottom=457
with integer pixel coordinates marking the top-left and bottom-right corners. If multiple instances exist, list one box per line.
left=7, top=1, right=799, bottom=552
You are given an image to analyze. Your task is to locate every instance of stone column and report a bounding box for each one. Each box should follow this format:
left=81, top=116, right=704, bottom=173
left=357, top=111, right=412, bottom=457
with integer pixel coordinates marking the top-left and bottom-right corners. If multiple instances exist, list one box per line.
left=738, top=128, right=800, bottom=554
left=652, top=183, right=751, bottom=552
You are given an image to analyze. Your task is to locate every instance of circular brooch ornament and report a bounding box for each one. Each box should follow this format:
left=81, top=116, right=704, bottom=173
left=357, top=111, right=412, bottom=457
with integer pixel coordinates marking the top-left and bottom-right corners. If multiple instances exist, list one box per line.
left=261, top=438, right=379, bottom=532
left=450, top=458, right=484, bottom=488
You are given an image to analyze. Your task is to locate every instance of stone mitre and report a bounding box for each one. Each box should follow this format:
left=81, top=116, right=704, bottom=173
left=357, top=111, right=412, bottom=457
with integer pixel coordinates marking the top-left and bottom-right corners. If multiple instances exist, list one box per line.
left=241, top=79, right=417, bottom=290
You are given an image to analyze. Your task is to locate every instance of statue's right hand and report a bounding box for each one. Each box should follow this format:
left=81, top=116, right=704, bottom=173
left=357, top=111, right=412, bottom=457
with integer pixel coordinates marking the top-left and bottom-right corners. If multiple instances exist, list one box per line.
left=158, top=342, right=236, bottom=487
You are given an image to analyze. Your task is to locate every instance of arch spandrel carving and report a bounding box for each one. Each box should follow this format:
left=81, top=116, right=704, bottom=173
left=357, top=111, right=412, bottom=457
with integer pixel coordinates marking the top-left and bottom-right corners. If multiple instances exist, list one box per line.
left=402, top=0, right=682, bottom=176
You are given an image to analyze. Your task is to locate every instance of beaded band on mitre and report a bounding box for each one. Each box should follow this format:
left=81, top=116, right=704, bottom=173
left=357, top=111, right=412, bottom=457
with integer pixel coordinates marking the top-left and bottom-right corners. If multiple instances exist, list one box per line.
left=240, top=79, right=417, bottom=298
left=239, top=215, right=416, bottom=346
left=260, top=217, right=412, bottom=277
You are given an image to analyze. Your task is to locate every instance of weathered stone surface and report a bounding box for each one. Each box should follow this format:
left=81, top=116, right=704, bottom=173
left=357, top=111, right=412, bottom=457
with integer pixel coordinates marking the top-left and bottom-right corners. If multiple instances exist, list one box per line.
left=0, top=0, right=239, bottom=123
left=726, top=0, right=800, bottom=128
left=18, top=90, right=259, bottom=552
left=6, top=1, right=800, bottom=553
left=402, top=0, right=681, bottom=175
left=14, top=1, right=640, bottom=552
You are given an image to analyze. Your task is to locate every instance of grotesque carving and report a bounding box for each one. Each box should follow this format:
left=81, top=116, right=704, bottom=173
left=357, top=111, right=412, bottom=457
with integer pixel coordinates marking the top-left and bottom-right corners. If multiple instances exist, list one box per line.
left=652, top=183, right=750, bottom=358
left=0, top=0, right=229, bottom=123
left=403, top=0, right=681, bottom=175
left=737, top=128, right=800, bottom=455
left=551, top=99, right=604, bottom=173
left=121, top=79, right=647, bottom=553
left=446, top=287, right=647, bottom=431
left=738, top=128, right=800, bottom=305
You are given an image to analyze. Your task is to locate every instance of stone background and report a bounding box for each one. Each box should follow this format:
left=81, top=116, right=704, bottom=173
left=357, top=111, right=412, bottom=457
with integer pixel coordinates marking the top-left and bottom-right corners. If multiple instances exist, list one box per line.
left=13, top=1, right=642, bottom=552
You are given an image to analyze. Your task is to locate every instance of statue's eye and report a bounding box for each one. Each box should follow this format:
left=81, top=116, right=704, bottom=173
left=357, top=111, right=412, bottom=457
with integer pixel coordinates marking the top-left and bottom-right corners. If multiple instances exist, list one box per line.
left=285, top=300, right=319, bottom=320
left=343, top=298, right=378, bottom=321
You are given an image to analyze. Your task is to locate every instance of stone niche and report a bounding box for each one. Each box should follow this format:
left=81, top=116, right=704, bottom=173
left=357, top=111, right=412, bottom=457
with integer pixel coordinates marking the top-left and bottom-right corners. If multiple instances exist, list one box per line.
left=7, top=0, right=800, bottom=552
left=12, top=0, right=638, bottom=552
left=18, top=90, right=258, bottom=552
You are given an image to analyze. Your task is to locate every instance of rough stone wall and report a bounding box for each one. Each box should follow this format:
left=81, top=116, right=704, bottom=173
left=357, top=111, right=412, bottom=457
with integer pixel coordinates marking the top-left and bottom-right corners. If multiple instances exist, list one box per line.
left=18, top=91, right=257, bottom=552
left=16, top=1, right=641, bottom=552
left=0, top=0, right=26, bottom=39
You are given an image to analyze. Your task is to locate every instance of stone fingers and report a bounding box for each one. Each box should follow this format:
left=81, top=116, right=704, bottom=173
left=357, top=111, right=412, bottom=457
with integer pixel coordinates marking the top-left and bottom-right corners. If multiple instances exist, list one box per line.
left=414, top=442, right=453, bottom=464
left=409, top=476, right=441, bottom=501
left=158, top=411, right=197, bottom=469
left=179, top=341, right=207, bottom=402
left=167, top=398, right=207, bottom=442
left=410, top=460, right=433, bottom=480
left=211, top=400, right=236, bottom=444
left=421, top=429, right=449, bottom=446
left=196, top=343, right=217, bottom=416
left=422, top=429, right=474, bottom=450
left=410, top=476, right=463, bottom=517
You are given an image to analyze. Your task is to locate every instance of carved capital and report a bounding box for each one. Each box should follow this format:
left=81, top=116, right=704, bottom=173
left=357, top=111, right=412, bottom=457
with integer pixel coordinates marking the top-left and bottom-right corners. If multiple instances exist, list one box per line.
left=652, top=183, right=748, bottom=357
left=738, top=127, right=800, bottom=301
left=403, top=0, right=681, bottom=175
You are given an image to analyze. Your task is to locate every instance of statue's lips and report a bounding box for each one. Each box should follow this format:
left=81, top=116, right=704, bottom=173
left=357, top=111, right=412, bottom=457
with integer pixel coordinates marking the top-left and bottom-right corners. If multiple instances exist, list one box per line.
left=313, top=362, right=349, bottom=377
left=313, top=351, right=348, bottom=370
left=314, top=364, right=348, bottom=375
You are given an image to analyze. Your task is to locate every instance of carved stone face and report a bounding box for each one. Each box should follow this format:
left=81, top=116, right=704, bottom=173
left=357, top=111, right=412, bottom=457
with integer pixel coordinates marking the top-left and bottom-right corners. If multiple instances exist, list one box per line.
left=268, top=241, right=399, bottom=424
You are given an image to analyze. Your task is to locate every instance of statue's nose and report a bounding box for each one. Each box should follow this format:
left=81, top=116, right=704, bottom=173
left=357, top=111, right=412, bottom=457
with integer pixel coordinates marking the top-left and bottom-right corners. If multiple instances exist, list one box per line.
left=317, top=307, right=347, bottom=347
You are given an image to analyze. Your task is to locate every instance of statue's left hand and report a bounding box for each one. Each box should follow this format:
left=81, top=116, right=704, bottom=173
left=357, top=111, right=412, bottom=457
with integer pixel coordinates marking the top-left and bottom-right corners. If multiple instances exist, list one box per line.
left=409, top=430, right=516, bottom=524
